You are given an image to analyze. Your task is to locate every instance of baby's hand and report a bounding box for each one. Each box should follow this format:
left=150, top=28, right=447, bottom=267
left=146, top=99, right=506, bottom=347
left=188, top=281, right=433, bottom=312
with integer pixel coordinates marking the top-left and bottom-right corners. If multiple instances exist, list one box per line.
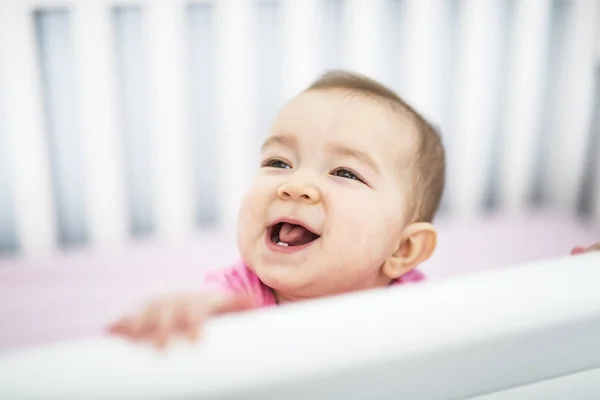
left=106, top=292, right=255, bottom=348
left=571, top=241, right=600, bottom=255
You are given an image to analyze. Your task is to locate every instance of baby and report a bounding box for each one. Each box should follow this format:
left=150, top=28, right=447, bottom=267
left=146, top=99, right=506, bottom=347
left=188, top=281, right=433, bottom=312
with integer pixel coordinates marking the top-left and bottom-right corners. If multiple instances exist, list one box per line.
left=109, top=70, right=600, bottom=348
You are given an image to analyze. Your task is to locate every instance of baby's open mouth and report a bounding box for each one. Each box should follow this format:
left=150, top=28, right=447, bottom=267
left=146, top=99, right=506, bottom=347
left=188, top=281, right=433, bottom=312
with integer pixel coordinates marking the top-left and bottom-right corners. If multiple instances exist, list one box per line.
left=269, top=222, right=320, bottom=247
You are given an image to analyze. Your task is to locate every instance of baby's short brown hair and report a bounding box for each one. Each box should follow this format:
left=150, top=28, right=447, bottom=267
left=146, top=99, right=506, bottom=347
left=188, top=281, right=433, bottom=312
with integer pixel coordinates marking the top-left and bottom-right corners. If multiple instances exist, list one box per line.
left=306, top=70, right=445, bottom=223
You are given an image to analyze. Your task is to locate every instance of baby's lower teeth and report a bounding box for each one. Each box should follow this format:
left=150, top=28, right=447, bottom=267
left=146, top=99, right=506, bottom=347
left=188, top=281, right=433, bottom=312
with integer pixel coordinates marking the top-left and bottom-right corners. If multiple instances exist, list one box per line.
left=277, top=241, right=289, bottom=247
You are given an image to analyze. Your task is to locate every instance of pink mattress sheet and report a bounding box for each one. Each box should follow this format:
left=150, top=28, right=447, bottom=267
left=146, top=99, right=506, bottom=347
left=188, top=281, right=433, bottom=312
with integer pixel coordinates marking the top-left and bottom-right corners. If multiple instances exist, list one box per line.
left=1, top=210, right=599, bottom=353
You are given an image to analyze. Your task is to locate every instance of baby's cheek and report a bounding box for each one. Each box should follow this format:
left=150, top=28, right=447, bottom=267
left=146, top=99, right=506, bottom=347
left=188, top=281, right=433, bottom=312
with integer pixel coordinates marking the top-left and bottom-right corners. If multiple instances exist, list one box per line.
left=338, top=224, right=387, bottom=268
left=239, top=184, right=267, bottom=222
left=237, top=191, right=266, bottom=255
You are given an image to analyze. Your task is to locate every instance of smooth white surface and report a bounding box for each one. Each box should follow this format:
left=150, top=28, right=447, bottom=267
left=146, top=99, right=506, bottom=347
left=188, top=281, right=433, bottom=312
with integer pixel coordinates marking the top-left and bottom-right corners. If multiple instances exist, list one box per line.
left=469, top=367, right=600, bottom=400
left=1, top=253, right=600, bottom=399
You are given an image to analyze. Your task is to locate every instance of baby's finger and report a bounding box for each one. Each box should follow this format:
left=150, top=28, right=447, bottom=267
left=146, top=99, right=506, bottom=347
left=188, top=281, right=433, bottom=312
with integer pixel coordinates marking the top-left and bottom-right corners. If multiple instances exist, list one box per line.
left=587, top=242, right=600, bottom=252
left=129, top=304, right=162, bottom=341
left=572, top=243, right=600, bottom=255
left=129, top=313, right=151, bottom=340
left=153, top=307, right=175, bottom=349
left=106, top=317, right=135, bottom=337
left=179, top=301, right=204, bottom=343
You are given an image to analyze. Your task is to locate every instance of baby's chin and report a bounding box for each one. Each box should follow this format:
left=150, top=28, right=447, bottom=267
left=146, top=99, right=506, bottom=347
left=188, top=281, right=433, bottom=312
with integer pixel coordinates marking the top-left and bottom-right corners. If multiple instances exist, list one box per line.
left=250, top=259, right=317, bottom=293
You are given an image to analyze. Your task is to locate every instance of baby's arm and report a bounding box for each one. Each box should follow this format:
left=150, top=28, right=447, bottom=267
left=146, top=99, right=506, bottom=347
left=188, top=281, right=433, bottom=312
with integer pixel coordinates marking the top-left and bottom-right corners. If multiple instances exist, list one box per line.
left=107, top=262, right=263, bottom=348
left=107, top=291, right=255, bottom=348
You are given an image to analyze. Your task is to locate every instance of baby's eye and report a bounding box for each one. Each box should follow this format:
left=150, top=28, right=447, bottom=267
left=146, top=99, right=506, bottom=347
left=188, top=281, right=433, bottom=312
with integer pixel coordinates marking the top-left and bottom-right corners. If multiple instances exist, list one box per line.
left=262, top=159, right=291, bottom=169
left=332, top=168, right=363, bottom=182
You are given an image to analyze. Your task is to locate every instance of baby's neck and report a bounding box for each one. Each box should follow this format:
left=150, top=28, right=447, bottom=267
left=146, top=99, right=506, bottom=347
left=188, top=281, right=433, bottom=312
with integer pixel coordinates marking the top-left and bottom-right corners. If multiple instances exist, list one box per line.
left=272, top=276, right=395, bottom=305
left=272, top=290, right=309, bottom=305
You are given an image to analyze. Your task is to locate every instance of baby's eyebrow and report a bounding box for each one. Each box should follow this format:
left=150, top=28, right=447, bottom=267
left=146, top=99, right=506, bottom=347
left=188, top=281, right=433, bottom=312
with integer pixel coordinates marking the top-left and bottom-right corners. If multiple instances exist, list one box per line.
left=328, top=144, right=380, bottom=175
left=261, top=133, right=298, bottom=152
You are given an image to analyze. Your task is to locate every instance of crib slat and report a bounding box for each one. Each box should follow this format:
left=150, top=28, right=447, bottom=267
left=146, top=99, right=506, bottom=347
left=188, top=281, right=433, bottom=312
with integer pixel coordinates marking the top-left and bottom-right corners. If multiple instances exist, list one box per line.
left=282, top=0, right=319, bottom=98
left=254, top=0, right=283, bottom=150
left=344, top=0, right=385, bottom=80
left=0, top=4, right=57, bottom=255
left=400, top=0, right=448, bottom=124
left=72, top=3, right=128, bottom=247
left=215, top=0, right=254, bottom=228
left=449, top=0, right=505, bottom=218
left=145, top=0, right=195, bottom=237
left=499, top=1, right=552, bottom=213
left=593, top=13, right=600, bottom=225
left=544, top=1, right=599, bottom=215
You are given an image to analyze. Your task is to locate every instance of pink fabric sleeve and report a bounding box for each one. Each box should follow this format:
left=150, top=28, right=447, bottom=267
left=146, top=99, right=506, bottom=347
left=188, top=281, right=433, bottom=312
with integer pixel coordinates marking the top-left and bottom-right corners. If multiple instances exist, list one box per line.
left=392, top=269, right=426, bottom=285
left=202, top=260, right=278, bottom=307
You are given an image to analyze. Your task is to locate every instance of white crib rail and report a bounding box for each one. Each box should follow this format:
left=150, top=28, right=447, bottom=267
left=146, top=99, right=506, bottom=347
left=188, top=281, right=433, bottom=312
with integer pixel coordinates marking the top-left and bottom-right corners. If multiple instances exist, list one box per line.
left=1, top=253, right=600, bottom=399
left=544, top=1, right=600, bottom=216
left=0, top=0, right=599, bottom=257
left=400, top=0, right=448, bottom=126
left=594, top=15, right=600, bottom=225
left=146, top=0, right=196, bottom=238
left=73, top=2, right=128, bottom=247
left=499, top=0, right=552, bottom=213
left=343, top=0, right=386, bottom=80
left=450, top=0, right=506, bottom=219
left=545, top=0, right=599, bottom=214
left=0, top=2, right=57, bottom=255
left=281, top=0, right=320, bottom=99
left=215, top=0, right=255, bottom=229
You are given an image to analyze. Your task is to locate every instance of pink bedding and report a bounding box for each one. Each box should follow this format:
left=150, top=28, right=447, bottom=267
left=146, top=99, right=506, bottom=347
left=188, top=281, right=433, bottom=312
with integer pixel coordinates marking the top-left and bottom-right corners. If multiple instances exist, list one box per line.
left=1, top=210, right=599, bottom=353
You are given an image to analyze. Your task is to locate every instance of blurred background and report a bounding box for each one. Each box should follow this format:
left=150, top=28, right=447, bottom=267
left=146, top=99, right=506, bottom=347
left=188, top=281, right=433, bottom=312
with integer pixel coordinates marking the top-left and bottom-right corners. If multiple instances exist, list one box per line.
left=0, top=0, right=599, bottom=260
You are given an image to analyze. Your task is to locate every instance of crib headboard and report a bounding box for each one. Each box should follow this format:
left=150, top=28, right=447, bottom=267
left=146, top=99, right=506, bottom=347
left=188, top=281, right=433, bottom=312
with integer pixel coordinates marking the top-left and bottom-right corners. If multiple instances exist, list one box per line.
left=0, top=0, right=599, bottom=257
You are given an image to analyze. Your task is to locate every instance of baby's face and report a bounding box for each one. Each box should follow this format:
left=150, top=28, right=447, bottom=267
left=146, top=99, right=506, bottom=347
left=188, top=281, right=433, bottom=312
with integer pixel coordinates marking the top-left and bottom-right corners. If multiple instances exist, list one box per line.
left=237, top=90, right=417, bottom=300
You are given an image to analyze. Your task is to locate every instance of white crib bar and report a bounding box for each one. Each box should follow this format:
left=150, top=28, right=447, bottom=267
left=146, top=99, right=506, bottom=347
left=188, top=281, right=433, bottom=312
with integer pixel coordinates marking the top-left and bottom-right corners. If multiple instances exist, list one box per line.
left=1, top=253, right=600, bottom=399
left=545, top=0, right=599, bottom=214
left=450, top=0, right=504, bottom=219
left=594, top=11, right=600, bottom=225
left=401, top=0, right=447, bottom=124
left=73, top=2, right=128, bottom=248
left=281, top=0, right=320, bottom=99
left=499, top=0, right=552, bottom=213
left=0, top=3, right=57, bottom=255
left=216, top=0, right=255, bottom=229
left=344, top=0, right=386, bottom=81
left=145, top=0, right=195, bottom=238
left=470, top=368, right=600, bottom=400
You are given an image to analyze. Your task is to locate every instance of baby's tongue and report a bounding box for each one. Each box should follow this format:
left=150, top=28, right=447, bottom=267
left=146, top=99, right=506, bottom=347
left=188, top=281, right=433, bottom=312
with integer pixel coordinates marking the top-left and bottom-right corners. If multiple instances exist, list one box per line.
left=279, top=223, right=311, bottom=246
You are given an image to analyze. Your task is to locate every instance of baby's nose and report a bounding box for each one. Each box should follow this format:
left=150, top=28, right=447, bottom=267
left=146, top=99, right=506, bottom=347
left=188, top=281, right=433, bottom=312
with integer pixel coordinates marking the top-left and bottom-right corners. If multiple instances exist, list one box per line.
left=277, top=178, right=321, bottom=203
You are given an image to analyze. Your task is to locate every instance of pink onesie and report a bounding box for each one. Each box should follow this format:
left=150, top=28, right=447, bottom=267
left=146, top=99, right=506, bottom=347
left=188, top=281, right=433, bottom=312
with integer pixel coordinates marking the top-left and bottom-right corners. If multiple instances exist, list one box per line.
left=203, top=259, right=426, bottom=307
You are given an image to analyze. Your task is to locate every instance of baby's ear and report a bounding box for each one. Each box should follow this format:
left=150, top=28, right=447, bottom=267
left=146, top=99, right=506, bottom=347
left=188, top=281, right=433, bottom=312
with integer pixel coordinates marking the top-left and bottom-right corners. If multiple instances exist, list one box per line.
left=381, top=222, right=437, bottom=280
